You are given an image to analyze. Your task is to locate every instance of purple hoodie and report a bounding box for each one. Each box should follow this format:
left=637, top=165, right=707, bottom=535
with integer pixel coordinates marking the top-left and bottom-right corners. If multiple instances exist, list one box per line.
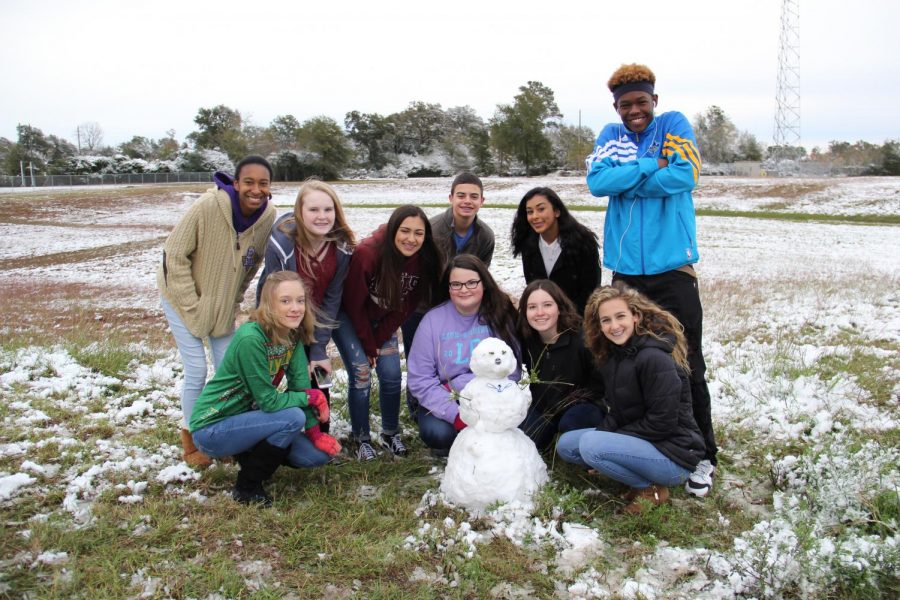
left=214, top=171, right=269, bottom=233
left=407, top=300, right=521, bottom=423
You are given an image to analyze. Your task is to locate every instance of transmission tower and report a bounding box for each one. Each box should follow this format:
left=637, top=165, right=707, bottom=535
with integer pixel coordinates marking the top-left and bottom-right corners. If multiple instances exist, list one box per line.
left=773, top=0, right=801, bottom=165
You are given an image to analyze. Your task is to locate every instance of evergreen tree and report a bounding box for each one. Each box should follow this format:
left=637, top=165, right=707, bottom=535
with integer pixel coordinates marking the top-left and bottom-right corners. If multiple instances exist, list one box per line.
left=490, top=81, right=561, bottom=175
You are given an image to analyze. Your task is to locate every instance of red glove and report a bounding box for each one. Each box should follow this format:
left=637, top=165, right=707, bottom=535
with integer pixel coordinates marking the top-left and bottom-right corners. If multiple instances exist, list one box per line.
left=305, top=424, right=342, bottom=456
left=453, top=414, right=467, bottom=432
left=305, top=388, right=329, bottom=423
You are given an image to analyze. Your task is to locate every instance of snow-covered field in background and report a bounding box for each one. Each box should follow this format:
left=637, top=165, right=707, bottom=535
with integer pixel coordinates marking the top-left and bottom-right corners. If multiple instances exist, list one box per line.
left=268, top=175, right=900, bottom=216
left=1, top=177, right=898, bottom=598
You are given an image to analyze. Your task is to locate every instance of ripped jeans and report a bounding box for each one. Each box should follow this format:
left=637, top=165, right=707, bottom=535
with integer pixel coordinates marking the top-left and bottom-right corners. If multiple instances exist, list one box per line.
left=332, top=312, right=402, bottom=442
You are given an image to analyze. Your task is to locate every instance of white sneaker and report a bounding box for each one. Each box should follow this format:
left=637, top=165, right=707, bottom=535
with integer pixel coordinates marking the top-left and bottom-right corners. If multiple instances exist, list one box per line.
left=685, top=459, right=714, bottom=497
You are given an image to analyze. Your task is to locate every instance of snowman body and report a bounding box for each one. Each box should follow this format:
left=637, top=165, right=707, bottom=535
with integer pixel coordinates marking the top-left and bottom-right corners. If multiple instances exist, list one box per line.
left=440, top=338, right=549, bottom=512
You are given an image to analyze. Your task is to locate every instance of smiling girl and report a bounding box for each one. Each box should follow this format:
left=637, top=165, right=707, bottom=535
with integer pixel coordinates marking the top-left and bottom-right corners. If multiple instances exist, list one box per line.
left=158, top=156, right=276, bottom=468
left=190, top=271, right=339, bottom=507
left=256, top=180, right=356, bottom=432
left=517, top=280, right=604, bottom=451
left=337, top=205, right=443, bottom=460
left=407, top=254, right=520, bottom=456
left=510, top=187, right=601, bottom=314
left=555, top=283, right=705, bottom=514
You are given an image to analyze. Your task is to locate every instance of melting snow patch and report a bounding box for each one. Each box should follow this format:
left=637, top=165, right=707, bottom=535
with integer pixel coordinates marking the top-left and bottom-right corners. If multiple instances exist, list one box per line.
left=0, top=473, right=37, bottom=500
left=157, top=464, right=201, bottom=484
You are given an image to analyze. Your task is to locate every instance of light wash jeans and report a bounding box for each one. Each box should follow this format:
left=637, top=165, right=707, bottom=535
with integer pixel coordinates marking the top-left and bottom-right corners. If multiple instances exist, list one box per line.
left=192, top=408, right=329, bottom=468
left=556, top=428, right=691, bottom=489
left=161, top=296, right=234, bottom=426
left=331, top=312, right=402, bottom=442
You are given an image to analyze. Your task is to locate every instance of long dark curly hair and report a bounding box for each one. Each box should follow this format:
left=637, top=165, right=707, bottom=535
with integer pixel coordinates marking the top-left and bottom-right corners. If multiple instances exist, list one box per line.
left=510, top=187, right=598, bottom=261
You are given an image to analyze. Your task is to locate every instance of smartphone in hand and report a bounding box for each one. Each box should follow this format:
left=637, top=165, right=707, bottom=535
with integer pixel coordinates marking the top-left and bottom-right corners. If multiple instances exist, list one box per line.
left=313, top=366, right=333, bottom=389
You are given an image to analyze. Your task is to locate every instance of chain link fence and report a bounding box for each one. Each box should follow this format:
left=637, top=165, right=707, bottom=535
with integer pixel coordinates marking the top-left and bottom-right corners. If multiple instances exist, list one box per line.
left=0, top=172, right=214, bottom=188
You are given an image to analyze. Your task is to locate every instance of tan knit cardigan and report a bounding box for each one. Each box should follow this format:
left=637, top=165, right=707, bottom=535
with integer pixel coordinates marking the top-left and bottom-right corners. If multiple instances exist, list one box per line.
left=157, top=188, right=276, bottom=338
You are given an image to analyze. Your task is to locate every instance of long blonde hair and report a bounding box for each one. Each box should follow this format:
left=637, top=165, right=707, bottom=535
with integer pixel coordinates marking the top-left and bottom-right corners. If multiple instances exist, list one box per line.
left=251, top=271, right=315, bottom=347
left=583, top=283, right=690, bottom=372
left=280, top=179, right=356, bottom=274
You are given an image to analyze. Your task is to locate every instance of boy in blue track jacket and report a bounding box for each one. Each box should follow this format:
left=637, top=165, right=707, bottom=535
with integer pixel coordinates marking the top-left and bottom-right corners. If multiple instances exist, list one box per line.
left=585, top=63, right=717, bottom=498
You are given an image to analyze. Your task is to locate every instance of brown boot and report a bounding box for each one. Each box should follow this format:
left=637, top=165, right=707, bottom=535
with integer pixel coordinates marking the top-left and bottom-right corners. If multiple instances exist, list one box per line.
left=621, top=487, right=641, bottom=502
left=622, top=485, right=670, bottom=514
left=180, top=429, right=213, bottom=468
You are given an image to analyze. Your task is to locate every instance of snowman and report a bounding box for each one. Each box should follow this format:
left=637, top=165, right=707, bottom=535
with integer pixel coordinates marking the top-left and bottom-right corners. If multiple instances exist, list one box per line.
left=440, top=337, right=549, bottom=512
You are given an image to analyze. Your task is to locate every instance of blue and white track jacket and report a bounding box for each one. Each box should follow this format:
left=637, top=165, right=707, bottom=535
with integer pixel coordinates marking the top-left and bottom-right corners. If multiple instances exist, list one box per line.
left=585, top=111, right=702, bottom=276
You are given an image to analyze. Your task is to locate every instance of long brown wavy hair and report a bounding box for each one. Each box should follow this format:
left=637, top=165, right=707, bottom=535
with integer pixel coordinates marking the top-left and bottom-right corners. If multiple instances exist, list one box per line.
left=251, top=271, right=316, bottom=347
left=583, top=282, right=689, bottom=372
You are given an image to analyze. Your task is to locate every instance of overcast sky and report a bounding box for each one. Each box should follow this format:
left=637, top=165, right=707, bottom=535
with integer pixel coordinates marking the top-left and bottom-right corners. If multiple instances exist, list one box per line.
left=3, top=0, right=898, bottom=152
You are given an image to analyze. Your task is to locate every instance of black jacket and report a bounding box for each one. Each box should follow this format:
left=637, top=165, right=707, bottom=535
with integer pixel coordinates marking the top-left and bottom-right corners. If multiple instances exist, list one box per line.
left=519, top=235, right=601, bottom=315
left=523, top=330, right=604, bottom=422
left=597, top=334, right=704, bottom=470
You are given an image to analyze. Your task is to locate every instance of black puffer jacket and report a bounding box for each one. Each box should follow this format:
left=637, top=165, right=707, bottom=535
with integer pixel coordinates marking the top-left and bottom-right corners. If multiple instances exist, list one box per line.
left=523, top=330, right=604, bottom=420
left=597, top=334, right=704, bottom=470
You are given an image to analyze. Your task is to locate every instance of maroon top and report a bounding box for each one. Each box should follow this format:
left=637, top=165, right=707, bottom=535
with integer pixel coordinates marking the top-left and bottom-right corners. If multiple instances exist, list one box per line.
left=296, top=242, right=338, bottom=312
left=341, top=225, right=424, bottom=357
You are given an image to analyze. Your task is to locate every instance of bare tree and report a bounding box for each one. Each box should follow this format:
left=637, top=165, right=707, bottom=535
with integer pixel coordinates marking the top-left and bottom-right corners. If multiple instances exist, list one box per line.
left=75, top=122, right=104, bottom=152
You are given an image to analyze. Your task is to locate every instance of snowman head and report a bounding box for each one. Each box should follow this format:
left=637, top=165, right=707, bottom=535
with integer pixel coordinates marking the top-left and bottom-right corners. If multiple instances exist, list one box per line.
left=469, top=337, right=517, bottom=379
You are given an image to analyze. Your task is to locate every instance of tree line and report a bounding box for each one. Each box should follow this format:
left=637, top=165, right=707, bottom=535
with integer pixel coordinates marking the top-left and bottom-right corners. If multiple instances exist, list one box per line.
left=3, top=83, right=898, bottom=179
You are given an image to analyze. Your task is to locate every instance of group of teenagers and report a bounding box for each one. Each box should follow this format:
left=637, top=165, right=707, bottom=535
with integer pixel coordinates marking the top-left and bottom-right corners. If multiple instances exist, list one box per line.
left=157, top=63, right=719, bottom=515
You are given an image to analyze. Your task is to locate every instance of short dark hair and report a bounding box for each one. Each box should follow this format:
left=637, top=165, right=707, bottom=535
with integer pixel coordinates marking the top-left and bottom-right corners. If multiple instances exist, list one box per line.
left=450, top=172, right=483, bottom=196
left=235, top=155, right=273, bottom=180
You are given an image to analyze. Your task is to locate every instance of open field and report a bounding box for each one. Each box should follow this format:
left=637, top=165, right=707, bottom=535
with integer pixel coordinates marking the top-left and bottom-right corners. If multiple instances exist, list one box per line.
left=0, top=177, right=898, bottom=598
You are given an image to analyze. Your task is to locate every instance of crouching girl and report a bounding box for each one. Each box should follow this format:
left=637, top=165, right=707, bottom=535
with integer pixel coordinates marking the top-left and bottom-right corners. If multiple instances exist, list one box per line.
left=407, top=254, right=520, bottom=456
left=190, top=271, right=340, bottom=507
left=555, top=283, right=705, bottom=514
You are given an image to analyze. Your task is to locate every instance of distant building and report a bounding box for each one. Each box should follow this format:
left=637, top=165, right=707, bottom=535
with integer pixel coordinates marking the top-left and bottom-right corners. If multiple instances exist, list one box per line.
left=734, top=161, right=763, bottom=177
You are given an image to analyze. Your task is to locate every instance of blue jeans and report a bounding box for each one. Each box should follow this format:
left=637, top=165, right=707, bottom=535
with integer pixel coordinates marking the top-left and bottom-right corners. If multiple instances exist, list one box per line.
left=416, top=407, right=458, bottom=450
left=332, top=312, right=402, bottom=442
left=556, top=429, right=691, bottom=489
left=192, top=408, right=329, bottom=468
left=161, top=296, right=234, bottom=426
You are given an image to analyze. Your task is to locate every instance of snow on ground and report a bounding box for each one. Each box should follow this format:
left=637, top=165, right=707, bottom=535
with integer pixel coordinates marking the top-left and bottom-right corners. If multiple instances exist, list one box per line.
left=0, top=224, right=165, bottom=260
left=1, top=177, right=898, bottom=597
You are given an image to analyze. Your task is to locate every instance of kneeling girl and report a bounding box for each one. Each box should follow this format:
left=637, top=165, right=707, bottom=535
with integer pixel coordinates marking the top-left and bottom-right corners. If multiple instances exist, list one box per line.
left=190, top=271, right=340, bottom=506
left=555, top=283, right=705, bottom=513
left=407, top=254, right=520, bottom=455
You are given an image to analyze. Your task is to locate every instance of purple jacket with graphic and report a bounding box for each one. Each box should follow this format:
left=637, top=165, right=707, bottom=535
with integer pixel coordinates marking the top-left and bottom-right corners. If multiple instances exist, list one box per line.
left=408, top=301, right=520, bottom=423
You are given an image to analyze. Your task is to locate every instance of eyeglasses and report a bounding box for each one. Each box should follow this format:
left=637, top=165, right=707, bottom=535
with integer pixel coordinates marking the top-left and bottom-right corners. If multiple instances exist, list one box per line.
left=449, top=279, right=482, bottom=291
